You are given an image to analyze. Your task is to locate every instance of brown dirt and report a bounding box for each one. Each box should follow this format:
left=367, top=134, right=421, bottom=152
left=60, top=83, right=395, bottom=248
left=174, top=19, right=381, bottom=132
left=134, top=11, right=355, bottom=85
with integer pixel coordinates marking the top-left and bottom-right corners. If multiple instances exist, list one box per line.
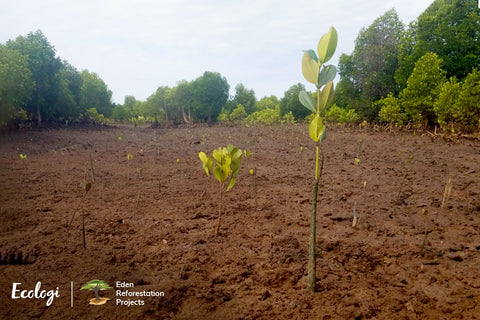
left=0, top=124, right=479, bottom=319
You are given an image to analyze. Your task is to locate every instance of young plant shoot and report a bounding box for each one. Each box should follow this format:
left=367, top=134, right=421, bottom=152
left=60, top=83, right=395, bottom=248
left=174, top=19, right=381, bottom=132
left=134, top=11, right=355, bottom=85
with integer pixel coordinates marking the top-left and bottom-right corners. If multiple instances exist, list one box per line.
left=199, top=144, right=243, bottom=235
left=299, top=26, right=338, bottom=292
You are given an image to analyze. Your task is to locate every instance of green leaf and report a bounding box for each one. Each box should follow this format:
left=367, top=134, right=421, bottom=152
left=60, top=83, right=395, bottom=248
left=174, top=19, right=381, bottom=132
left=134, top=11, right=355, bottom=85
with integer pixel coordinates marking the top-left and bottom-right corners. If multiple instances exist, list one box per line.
left=318, top=65, right=337, bottom=88
left=318, top=81, right=335, bottom=112
left=199, top=152, right=212, bottom=176
left=212, top=148, right=224, bottom=163
left=304, top=49, right=318, bottom=63
left=227, top=176, right=236, bottom=191
left=302, top=51, right=319, bottom=84
left=299, top=90, right=316, bottom=113
left=317, top=26, right=338, bottom=65
left=214, top=165, right=229, bottom=183
left=319, top=128, right=326, bottom=142
left=309, top=115, right=325, bottom=142
left=231, top=148, right=243, bottom=161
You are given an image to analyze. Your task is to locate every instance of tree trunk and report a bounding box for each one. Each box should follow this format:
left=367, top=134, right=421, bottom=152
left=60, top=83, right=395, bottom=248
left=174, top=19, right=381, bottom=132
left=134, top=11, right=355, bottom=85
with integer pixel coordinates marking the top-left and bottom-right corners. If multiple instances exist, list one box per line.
left=36, top=108, right=42, bottom=126
left=94, top=287, right=100, bottom=301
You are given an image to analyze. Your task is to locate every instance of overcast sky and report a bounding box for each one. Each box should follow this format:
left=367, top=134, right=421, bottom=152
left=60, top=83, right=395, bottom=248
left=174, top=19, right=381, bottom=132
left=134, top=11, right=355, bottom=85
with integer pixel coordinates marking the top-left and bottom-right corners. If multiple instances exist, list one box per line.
left=1, top=0, right=434, bottom=104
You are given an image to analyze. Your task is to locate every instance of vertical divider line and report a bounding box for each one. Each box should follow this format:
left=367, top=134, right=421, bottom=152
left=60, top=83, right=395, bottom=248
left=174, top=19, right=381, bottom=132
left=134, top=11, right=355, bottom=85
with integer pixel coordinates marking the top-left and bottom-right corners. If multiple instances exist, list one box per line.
left=71, top=281, right=73, bottom=307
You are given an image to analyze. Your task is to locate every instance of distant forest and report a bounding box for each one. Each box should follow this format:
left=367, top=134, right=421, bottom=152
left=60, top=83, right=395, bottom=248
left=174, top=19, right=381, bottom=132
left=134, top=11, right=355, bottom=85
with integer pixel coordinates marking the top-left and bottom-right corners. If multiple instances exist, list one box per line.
left=1, top=0, right=479, bottom=131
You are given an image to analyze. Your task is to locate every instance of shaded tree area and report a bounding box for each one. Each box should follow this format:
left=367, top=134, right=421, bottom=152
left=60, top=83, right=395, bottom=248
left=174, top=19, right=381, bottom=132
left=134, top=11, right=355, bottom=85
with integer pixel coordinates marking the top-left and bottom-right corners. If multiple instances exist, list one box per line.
left=335, top=9, right=404, bottom=120
left=1, top=30, right=114, bottom=128
left=335, top=0, right=480, bottom=131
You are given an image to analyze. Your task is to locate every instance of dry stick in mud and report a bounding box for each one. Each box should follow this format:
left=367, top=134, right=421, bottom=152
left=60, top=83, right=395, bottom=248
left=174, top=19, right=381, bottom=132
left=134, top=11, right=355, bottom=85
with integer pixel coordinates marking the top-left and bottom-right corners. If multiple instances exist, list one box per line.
left=299, top=26, right=338, bottom=292
left=66, top=162, right=92, bottom=247
left=441, top=177, right=453, bottom=210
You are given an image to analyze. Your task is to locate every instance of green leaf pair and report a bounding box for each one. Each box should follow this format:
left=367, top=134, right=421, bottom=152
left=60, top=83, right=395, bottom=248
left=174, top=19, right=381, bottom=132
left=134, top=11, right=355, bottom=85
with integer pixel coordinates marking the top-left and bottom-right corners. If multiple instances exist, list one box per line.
left=300, top=27, right=338, bottom=145
left=299, top=81, right=335, bottom=114
left=301, top=27, right=338, bottom=86
left=309, top=114, right=326, bottom=143
left=199, top=144, right=243, bottom=191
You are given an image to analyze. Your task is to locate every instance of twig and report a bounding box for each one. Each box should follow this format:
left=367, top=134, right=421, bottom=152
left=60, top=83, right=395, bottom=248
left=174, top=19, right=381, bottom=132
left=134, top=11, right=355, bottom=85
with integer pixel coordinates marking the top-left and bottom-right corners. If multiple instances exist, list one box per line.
left=89, top=150, right=95, bottom=183
left=441, top=177, right=453, bottom=210
left=82, top=214, right=86, bottom=249
left=352, top=202, right=358, bottom=228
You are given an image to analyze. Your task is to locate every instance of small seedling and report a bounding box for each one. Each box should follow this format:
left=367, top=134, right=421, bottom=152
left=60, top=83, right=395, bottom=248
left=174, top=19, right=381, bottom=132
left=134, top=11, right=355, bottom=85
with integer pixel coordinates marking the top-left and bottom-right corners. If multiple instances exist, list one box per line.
left=199, top=144, right=243, bottom=235
left=352, top=181, right=367, bottom=228
left=298, top=26, right=338, bottom=292
left=19, top=153, right=28, bottom=196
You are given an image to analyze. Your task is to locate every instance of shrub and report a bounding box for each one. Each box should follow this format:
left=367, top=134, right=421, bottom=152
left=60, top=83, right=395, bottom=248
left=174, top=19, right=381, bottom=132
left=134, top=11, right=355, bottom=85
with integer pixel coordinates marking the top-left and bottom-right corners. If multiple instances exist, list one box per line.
left=377, top=93, right=407, bottom=125
left=229, top=104, right=247, bottom=121
left=434, top=69, right=480, bottom=132
left=400, top=52, right=446, bottom=126
left=112, top=105, right=132, bottom=122
left=434, top=77, right=461, bottom=129
left=282, top=111, right=296, bottom=124
left=244, top=108, right=281, bottom=125
left=456, top=69, right=480, bottom=132
left=217, top=109, right=229, bottom=122
left=325, top=105, right=360, bottom=124
left=81, top=108, right=107, bottom=126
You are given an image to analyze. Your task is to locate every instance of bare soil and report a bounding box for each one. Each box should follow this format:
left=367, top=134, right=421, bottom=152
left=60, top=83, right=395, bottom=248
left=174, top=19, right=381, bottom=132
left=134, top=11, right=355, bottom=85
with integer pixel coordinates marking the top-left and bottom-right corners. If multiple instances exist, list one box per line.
left=0, top=124, right=479, bottom=319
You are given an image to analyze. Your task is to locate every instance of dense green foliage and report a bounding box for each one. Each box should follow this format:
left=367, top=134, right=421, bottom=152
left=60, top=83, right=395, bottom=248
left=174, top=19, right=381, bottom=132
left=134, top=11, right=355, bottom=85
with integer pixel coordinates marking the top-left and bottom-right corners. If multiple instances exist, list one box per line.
left=1, top=30, right=113, bottom=127
left=280, top=83, right=310, bottom=120
left=400, top=52, right=447, bottom=125
left=2, top=0, right=479, bottom=131
left=0, top=45, right=34, bottom=126
left=396, top=0, right=480, bottom=88
left=336, top=0, right=480, bottom=131
left=336, top=9, right=404, bottom=120
left=230, top=83, right=256, bottom=114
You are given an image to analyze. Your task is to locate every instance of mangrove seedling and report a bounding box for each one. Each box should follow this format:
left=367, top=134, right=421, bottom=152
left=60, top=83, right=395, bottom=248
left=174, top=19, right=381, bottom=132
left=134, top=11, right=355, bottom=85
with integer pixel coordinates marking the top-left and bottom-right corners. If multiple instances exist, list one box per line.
left=298, top=26, right=338, bottom=292
left=199, top=144, right=243, bottom=235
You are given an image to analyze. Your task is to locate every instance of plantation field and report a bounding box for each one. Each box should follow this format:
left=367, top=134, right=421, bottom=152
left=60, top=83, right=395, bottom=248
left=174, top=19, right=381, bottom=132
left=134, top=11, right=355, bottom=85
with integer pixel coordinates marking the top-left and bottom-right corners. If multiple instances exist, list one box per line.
left=1, top=124, right=480, bottom=319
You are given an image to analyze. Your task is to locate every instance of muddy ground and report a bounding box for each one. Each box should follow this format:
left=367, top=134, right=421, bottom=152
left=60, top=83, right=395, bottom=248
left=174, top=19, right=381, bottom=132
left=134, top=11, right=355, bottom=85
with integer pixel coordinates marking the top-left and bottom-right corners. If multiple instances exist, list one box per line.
left=0, top=124, right=479, bottom=319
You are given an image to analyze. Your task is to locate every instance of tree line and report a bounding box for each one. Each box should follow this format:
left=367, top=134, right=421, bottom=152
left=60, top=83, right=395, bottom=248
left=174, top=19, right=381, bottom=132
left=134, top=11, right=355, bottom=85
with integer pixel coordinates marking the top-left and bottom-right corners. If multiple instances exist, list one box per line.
left=334, top=0, right=480, bottom=131
left=1, top=30, right=113, bottom=127
left=1, top=0, right=479, bottom=131
left=0, top=29, right=305, bottom=129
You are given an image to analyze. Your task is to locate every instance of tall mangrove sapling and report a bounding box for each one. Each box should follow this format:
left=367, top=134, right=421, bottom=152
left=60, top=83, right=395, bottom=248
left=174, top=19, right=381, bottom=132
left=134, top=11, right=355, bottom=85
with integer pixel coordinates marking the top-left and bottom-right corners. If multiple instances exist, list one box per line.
left=299, top=26, right=338, bottom=292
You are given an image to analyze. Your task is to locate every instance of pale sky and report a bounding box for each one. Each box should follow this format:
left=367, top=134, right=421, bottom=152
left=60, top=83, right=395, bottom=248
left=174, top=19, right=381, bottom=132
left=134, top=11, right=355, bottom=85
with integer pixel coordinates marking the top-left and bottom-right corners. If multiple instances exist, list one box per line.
left=1, top=0, right=434, bottom=104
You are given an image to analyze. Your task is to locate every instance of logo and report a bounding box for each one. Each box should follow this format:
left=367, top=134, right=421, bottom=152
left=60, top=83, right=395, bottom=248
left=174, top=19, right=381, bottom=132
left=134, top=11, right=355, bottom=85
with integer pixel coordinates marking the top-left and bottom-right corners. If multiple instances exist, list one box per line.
left=11, top=282, right=60, bottom=306
left=80, top=280, right=112, bottom=305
